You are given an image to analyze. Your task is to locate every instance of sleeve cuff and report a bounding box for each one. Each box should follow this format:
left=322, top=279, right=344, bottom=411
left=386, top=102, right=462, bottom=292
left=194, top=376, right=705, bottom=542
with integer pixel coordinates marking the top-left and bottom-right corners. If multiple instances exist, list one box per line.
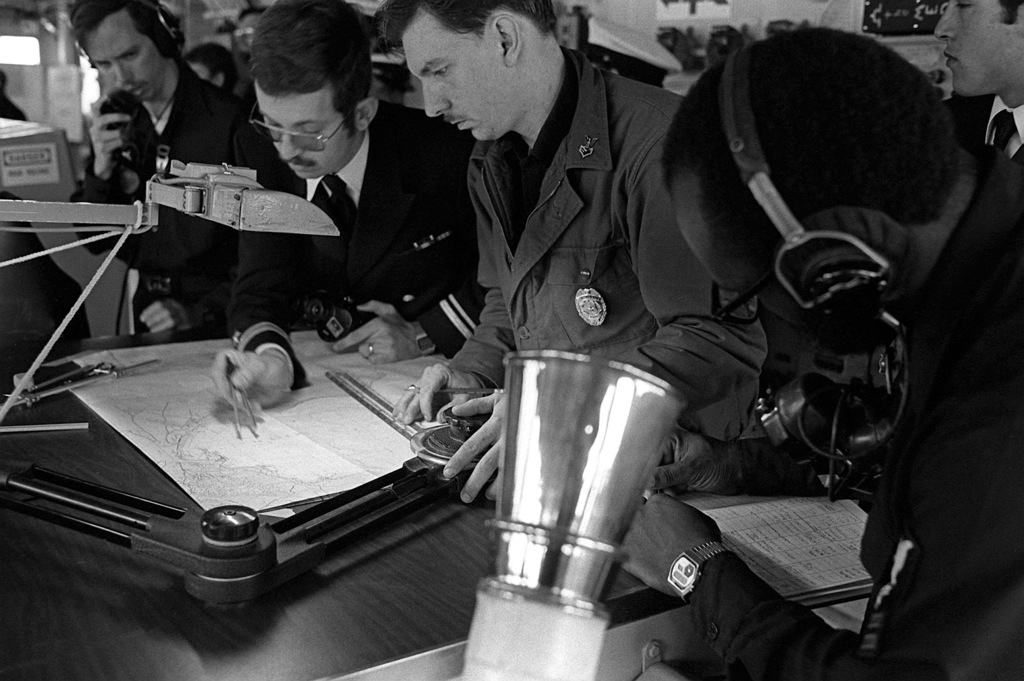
left=690, top=551, right=787, bottom=657
left=234, top=322, right=306, bottom=388
left=417, top=293, right=477, bottom=358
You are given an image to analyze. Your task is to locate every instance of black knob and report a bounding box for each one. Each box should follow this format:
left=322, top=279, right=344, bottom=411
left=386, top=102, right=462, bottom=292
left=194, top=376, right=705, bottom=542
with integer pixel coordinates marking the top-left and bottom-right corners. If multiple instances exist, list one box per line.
left=201, top=505, right=260, bottom=545
left=446, top=411, right=489, bottom=443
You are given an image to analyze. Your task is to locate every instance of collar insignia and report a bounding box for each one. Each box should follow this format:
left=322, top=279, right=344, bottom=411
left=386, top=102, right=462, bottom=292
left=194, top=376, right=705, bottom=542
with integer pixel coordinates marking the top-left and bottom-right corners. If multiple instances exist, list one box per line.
left=578, top=136, right=597, bottom=159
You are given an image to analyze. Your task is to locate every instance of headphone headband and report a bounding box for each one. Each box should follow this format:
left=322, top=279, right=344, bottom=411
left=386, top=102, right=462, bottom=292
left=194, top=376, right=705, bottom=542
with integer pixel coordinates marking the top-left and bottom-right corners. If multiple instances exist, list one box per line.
left=719, top=45, right=805, bottom=242
left=136, top=0, right=184, bottom=55
left=720, top=45, right=768, bottom=183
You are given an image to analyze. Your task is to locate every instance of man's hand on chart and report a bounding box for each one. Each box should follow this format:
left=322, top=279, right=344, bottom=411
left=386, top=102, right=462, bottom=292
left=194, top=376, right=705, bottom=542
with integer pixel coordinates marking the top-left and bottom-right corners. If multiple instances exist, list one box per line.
left=329, top=300, right=420, bottom=363
left=210, top=348, right=292, bottom=408
left=140, top=299, right=192, bottom=333
left=392, top=363, right=485, bottom=424
left=441, top=392, right=507, bottom=503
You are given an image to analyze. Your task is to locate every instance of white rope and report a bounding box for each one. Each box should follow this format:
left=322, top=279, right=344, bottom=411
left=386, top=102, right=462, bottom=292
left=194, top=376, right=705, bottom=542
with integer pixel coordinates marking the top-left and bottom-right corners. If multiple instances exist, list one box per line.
left=0, top=231, right=119, bottom=270
left=0, top=222, right=137, bottom=425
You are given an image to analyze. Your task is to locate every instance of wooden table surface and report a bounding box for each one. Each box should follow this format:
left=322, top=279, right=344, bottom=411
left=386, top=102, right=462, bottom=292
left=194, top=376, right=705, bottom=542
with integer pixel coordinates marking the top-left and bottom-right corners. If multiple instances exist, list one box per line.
left=0, top=343, right=672, bottom=681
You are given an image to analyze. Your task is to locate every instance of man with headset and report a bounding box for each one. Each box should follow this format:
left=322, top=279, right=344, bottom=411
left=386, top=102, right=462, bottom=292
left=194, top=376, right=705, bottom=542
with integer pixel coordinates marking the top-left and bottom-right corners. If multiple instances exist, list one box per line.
left=210, top=0, right=483, bottom=405
left=936, top=0, right=1024, bottom=163
left=624, top=28, right=1024, bottom=679
left=70, top=0, right=244, bottom=334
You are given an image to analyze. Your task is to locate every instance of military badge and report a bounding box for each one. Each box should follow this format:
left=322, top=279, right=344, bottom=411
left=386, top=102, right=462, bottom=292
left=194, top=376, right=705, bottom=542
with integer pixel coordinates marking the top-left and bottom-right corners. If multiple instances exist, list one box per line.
left=575, top=287, right=607, bottom=326
left=578, top=135, right=597, bottom=159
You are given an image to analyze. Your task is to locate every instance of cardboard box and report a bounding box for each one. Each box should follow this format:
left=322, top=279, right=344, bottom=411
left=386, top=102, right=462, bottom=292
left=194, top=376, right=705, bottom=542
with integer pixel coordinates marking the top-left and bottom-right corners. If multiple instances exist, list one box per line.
left=0, top=119, right=76, bottom=202
left=0, top=118, right=127, bottom=337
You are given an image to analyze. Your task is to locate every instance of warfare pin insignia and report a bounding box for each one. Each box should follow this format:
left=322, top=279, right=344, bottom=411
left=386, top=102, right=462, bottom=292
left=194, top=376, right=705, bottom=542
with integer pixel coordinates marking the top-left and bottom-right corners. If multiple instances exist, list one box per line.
left=578, top=135, right=597, bottom=159
left=575, top=287, right=607, bottom=326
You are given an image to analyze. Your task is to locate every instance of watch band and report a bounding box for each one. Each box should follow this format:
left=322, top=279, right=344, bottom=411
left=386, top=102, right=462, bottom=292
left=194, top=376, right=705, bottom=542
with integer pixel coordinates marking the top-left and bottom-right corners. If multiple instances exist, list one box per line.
left=688, top=540, right=730, bottom=564
left=415, top=332, right=436, bottom=356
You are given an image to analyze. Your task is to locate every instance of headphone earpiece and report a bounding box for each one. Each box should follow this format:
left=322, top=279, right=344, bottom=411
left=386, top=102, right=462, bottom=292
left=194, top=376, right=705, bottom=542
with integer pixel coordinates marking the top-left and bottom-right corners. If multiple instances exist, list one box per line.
left=781, top=206, right=910, bottom=314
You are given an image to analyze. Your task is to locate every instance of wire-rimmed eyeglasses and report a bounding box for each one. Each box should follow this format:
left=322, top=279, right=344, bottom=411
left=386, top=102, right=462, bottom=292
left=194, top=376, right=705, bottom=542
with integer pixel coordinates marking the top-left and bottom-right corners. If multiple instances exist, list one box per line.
left=248, top=102, right=347, bottom=151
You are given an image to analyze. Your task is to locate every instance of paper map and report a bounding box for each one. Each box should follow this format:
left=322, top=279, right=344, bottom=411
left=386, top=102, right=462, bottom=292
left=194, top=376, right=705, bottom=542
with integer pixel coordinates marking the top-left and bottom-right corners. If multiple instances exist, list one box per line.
left=71, top=332, right=439, bottom=511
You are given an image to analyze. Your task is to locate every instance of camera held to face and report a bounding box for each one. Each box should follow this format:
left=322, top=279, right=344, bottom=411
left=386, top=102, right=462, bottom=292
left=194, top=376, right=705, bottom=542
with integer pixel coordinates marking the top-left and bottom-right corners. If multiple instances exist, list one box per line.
left=100, top=90, right=148, bottom=170
left=294, top=291, right=369, bottom=342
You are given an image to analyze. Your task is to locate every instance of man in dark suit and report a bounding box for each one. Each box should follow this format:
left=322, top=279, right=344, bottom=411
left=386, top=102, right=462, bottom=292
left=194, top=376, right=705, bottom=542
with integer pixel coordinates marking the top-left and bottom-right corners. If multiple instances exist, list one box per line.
left=936, top=0, right=1024, bottom=162
left=212, top=0, right=482, bottom=406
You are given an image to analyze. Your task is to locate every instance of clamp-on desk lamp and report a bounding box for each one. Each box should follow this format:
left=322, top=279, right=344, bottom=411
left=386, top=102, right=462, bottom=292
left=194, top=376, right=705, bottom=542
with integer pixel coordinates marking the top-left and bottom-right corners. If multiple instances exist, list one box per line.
left=0, top=160, right=338, bottom=424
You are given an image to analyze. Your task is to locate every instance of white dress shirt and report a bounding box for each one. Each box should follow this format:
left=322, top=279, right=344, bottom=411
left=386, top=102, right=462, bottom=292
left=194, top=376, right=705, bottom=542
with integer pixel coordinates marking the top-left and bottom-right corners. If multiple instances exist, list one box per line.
left=304, top=131, right=370, bottom=208
left=987, top=97, right=1023, bottom=158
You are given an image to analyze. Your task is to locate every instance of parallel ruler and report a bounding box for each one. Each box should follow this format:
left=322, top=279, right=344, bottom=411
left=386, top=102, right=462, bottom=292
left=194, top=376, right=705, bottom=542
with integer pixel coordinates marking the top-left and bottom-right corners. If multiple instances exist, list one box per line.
left=325, top=370, right=424, bottom=440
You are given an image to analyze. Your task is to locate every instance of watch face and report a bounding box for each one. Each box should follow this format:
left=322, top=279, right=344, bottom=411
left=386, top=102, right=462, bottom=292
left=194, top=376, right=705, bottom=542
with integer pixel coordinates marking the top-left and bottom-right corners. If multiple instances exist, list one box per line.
left=668, top=555, right=700, bottom=596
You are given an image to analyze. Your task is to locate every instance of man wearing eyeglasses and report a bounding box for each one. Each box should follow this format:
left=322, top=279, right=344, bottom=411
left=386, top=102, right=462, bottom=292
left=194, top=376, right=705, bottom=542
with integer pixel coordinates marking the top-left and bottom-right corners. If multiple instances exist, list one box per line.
left=212, top=0, right=482, bottom=406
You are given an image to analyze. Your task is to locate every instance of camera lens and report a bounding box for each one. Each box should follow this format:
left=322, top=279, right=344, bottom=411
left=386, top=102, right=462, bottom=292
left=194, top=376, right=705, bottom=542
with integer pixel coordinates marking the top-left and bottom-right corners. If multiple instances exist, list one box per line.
left=296, top=293, right=366, bottom=342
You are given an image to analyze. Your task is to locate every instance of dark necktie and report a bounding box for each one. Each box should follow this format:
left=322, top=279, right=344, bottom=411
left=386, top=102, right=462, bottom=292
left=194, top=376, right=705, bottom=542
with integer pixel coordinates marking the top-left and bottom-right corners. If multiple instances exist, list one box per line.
left=311, top=174, right=358, bottom=275
left=312, top=174, right=357, bottom=240
left=991, top=109, right=1019, bottom=159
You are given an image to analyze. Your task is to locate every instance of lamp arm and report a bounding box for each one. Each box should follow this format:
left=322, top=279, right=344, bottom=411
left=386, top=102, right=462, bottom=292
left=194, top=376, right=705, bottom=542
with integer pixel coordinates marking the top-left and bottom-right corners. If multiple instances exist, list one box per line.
left=0, top=199, right=148, bottom=232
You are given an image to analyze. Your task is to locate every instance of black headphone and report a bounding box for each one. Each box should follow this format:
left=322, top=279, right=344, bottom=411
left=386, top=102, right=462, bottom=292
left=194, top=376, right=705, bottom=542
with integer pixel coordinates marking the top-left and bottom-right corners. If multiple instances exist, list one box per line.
left=718, top=43, right=908, bottom=485
left=71, top=0, right=184, bottom=59
left=136, top=0, right=185, bottom=57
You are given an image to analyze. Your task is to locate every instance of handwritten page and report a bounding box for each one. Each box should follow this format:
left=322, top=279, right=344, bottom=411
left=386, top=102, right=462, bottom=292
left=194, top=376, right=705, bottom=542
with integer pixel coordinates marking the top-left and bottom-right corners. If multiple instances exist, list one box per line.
left=70, top=333, right=438, bottom=511
left=690, top=496, right=872, bottom=605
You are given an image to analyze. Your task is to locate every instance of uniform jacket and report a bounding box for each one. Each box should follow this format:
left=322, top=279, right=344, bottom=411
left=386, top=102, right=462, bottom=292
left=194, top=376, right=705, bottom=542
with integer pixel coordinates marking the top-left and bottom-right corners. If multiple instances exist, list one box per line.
left=72, top=64, right=244, bottom=329
left=451, top=49, right=765, bottom=436
left=947, top=94, right=995, bottom=156
left=229, top=101, right=483, bottom=381
left=687, top=149, right=1024, bottom=680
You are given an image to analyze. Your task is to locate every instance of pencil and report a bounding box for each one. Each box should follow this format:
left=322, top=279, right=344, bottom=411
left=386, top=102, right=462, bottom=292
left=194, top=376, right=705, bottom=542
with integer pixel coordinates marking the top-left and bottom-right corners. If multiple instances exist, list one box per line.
left=435, top=388, right=498, bottom=397
left=0, top=422, right=90, bottom=434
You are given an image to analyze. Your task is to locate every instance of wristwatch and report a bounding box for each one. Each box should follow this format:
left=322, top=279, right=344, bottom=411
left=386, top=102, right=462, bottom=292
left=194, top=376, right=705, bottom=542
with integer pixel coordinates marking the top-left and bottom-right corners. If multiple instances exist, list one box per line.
left=667, top=540, right=731, bottom=602
left=415, top=331, right=436, bottom=356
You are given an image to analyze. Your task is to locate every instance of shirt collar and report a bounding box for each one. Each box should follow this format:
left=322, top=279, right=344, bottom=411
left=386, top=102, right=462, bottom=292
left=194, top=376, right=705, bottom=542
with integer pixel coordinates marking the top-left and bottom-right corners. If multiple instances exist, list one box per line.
left=471, top=48, right=612, bottom=172
left=305, top=130, right=370, bottom=206
left=987, top=96, right=1023, bottom=147
left=528, top=58, right=579, bottom=165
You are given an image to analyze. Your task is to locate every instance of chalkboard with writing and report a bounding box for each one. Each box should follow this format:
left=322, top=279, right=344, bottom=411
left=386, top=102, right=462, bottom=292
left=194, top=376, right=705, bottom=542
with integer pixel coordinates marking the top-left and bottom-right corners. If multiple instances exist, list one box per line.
left=862, top=0, right=946, bottom=36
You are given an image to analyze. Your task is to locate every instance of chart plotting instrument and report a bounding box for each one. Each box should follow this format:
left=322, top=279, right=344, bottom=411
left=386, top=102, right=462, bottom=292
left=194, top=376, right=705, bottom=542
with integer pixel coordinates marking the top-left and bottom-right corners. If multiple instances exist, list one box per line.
left=0, top=408, right=485, bottom=604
